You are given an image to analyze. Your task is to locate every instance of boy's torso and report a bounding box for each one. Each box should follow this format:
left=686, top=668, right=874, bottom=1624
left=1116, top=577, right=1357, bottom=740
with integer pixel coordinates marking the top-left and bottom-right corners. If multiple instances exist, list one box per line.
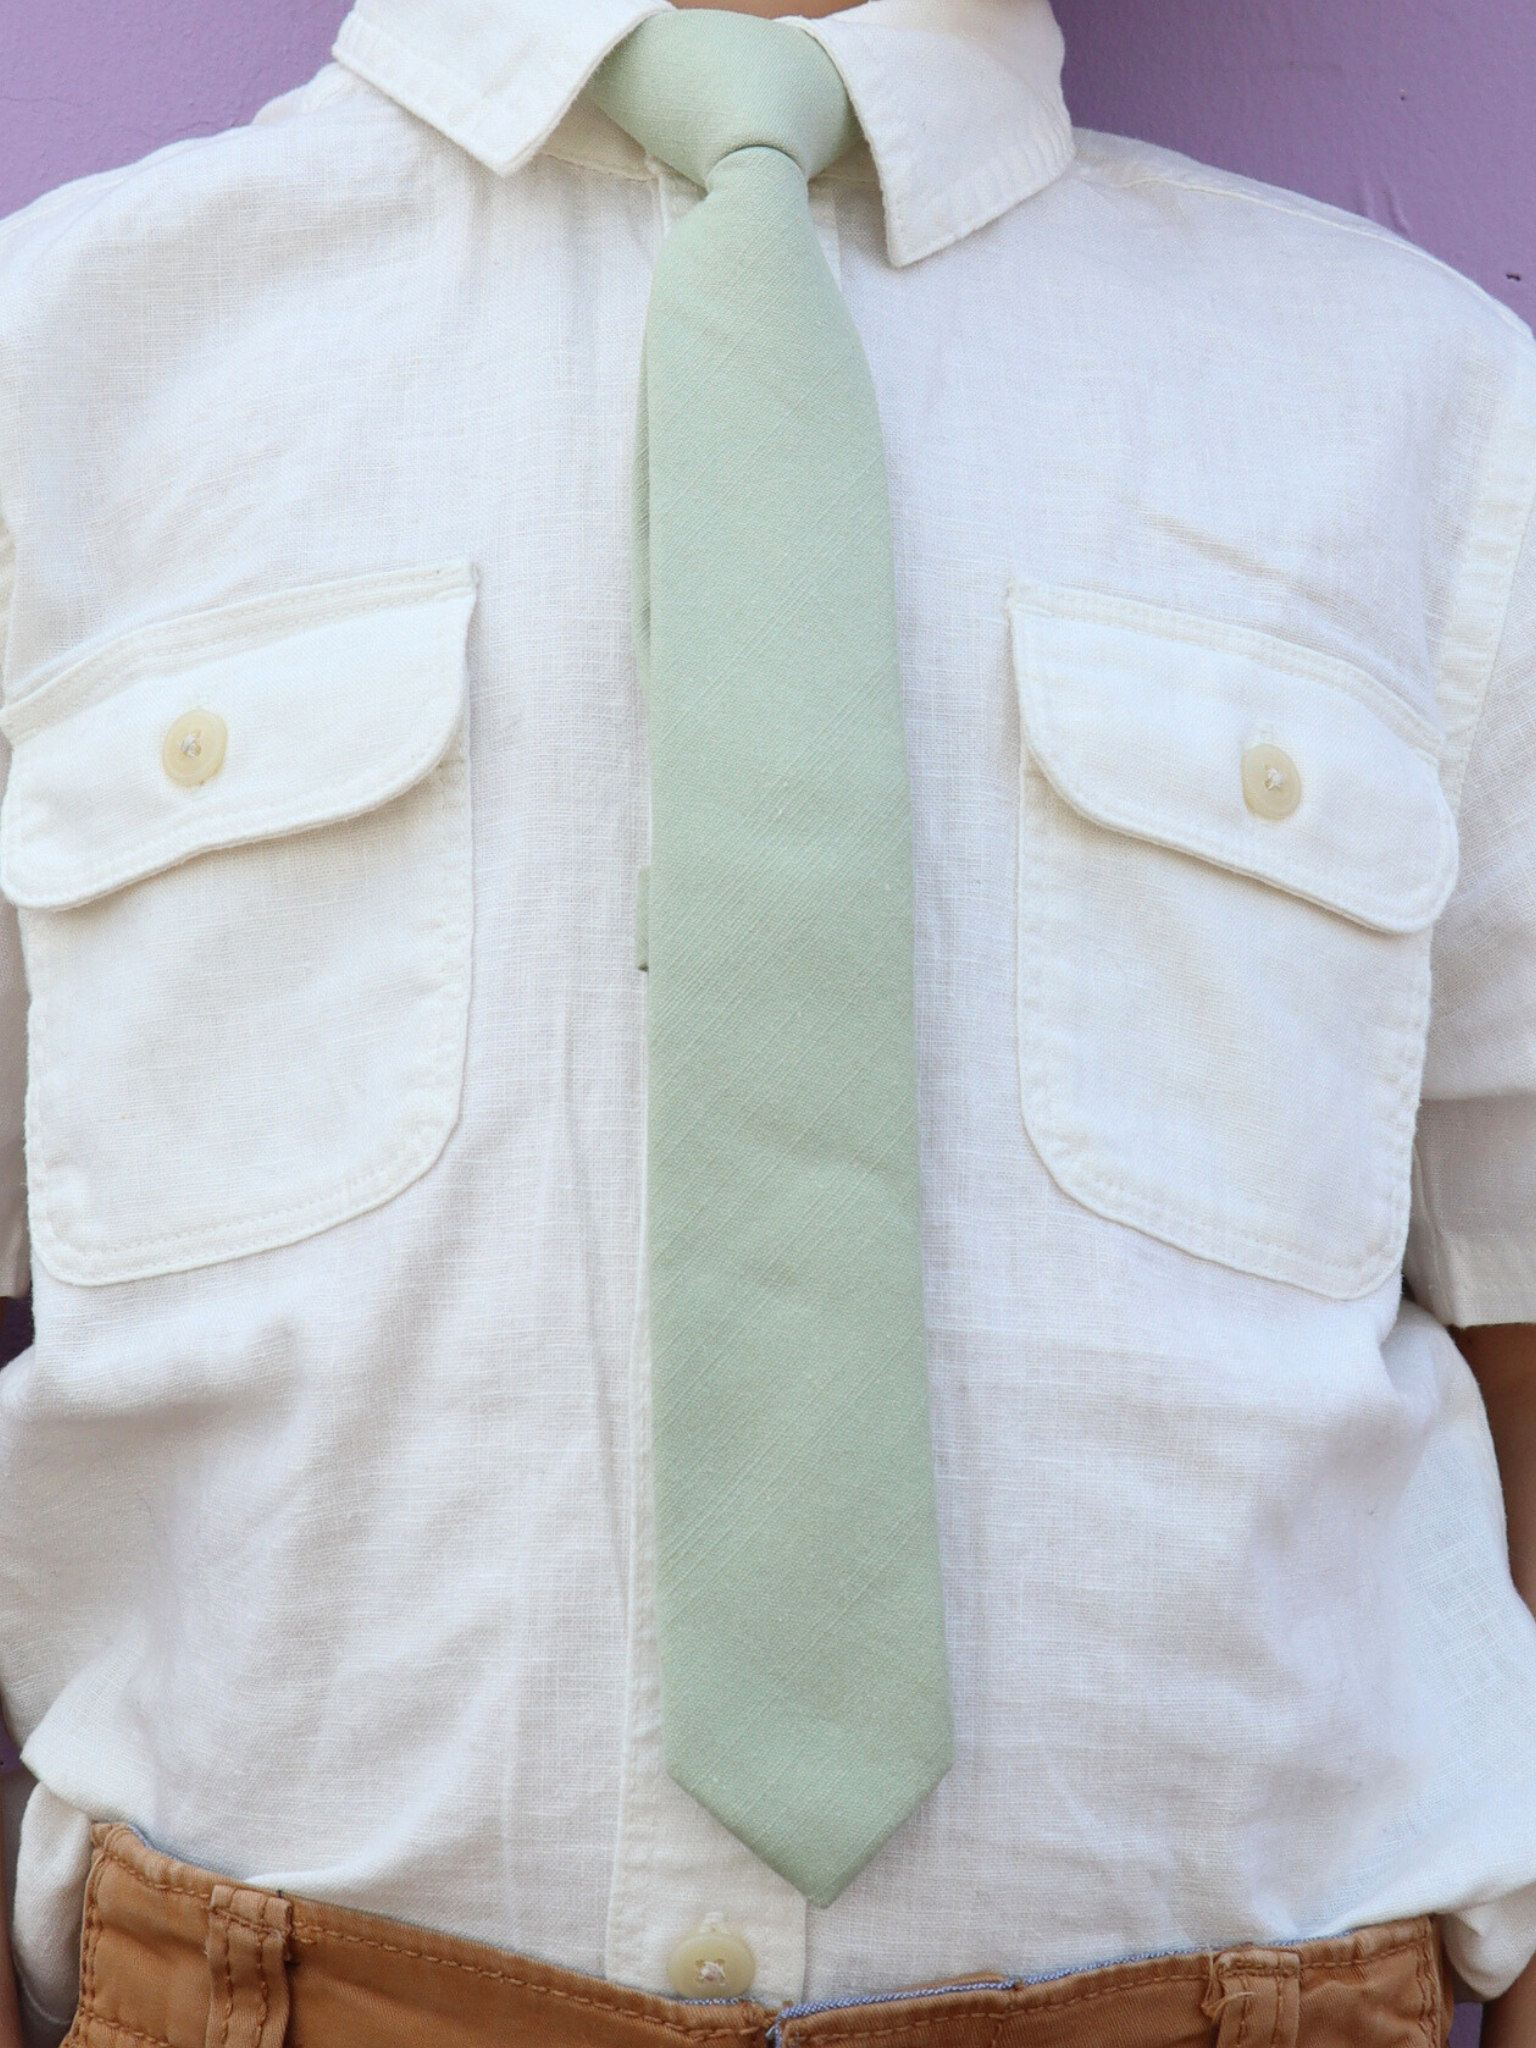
left=0, top=34, right=1534, bottom=2020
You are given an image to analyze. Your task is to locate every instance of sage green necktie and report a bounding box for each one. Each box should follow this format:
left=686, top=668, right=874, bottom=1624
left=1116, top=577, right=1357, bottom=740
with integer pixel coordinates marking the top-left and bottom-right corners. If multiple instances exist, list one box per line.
left=591, top=10, right=953, bottom=1910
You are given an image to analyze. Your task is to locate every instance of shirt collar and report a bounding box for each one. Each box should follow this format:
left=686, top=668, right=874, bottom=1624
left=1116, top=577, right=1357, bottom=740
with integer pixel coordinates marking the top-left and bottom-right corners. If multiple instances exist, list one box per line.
left=331, top=0, right=1074, bottom=267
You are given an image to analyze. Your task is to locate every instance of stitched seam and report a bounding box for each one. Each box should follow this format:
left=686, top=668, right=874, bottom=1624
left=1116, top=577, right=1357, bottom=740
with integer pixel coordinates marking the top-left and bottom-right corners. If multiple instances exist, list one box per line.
left=1, top=564, right=473, bottom=739
left=79, top=1839, right=106, bottom=2029
left=1073, top=164, right=1531, bottom=337
left=1295, top=1933, right=1438, bottom=1982
left=1412, top=1932, right=1429, bottom=2048
left=1008, top=579, right=1446, bottom=755
left=35, top=1097, right=446, bottom=1257
left=802, top=1963, right=1215, bottom=2045
left=6, top=706, right=458, bottom=908
left=1008, top=596, right=1456, bottom=934
left=1021, top=733, right=1450, bottom=929
left=1022, top=757, right=1448, bottom=929
left=1023, top=1001, right=1420, bottom=1282
left=94, top=1842, right=760, bottom=2045
left=333, top=13, right=508, bottom=142
left=257, top=1929, right=271, bottom=2047
left=2, top=594, right=469, bottom=908
left=335, top=9, right=666, bottom=177
left=85, top=1842, right=1436, bottom=2048
left=1026, top=747, right=1432, bottom=1266
left=2, top=589, right=470, bottom=905
left=78, top=1868, right=97, bottom=2025
left=289, top=1925, right=760, bottom=2039
left=207, top=1906, right=289, bottom=1940
left=1015, top=756, right=1426, bottom=1293
left=1414, top=1925, right=1437, bottom=2048
left=542, top=136, right=653, bottom=184
left=876, top=121, right=1071, bottom=266
left=218, top=1911, right=233, bottom=2048
left=95, top=1838, right=227, bottom=1904
left=23, top=739, right=472, bottom=1283
left=30, top=1037, right=454, bottom=1271
left=80, top=2021, right=175, bottom=2048
left=815, top=25, right=1071, bottom=264
left=86, top=1842, right=297, bottom=1944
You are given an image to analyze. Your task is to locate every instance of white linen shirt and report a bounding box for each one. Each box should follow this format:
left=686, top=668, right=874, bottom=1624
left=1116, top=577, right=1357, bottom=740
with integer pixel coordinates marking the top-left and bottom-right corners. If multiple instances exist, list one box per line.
left=1, top=0, right=1535, bottom=2031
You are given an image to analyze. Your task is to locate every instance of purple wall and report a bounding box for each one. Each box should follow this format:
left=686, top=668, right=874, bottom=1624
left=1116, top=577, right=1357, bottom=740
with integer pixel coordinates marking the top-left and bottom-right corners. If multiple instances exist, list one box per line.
left=0, top=1, right=1526, bottom=2033
left=1054, top=0, right=1533, bottom=322
left=0, top=0, right=347, bottom=220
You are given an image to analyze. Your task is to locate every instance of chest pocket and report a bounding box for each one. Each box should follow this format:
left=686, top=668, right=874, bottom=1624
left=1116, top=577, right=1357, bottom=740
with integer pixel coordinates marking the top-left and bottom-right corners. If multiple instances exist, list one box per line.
left=1009, top=579, right=1458, bottom=1300
left=0, top=563, right=476, bottom=1286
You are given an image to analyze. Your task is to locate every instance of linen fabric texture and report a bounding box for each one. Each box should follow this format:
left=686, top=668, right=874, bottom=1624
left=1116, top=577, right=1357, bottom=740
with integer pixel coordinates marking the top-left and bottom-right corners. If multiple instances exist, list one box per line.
left=0, top=0, right=1534, bottom=2032
left=588, top=12, right=951, bottom=1908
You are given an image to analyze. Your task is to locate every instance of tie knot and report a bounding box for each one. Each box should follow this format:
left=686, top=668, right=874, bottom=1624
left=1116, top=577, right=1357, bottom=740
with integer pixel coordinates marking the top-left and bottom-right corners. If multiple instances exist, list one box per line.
left=590, top=11, right=858, bottom=191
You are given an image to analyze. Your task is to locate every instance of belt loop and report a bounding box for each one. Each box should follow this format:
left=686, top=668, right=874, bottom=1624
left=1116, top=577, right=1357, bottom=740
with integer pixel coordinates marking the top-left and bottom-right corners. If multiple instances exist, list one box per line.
left=204, top=1883, right=294, bottom=2048
left=1203, top=1948, right=1302, bottom=2048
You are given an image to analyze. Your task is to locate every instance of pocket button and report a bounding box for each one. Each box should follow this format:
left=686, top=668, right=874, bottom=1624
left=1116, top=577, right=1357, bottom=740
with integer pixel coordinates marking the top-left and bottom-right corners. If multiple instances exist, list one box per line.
left=162, top=710, right=228, bottom=788
left=1241, top=743, right=1301, bottom=821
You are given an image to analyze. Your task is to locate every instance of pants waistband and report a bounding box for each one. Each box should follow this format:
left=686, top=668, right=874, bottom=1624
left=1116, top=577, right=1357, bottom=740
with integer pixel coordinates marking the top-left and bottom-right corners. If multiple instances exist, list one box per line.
left=65, top=1823, right=1454, bottom=2048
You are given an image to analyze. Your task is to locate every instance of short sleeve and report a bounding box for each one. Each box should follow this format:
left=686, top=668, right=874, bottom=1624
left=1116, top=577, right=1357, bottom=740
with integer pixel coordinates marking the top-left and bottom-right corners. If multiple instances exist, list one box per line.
left=1406, top=497, right=1536, bottom=1326
left=0, top=520, right=27, bottom=1296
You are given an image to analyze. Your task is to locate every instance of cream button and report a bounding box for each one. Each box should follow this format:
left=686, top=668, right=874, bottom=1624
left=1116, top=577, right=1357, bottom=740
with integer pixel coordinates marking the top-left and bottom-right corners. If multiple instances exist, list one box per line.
left=1241, top=742, right=1301, bottom=821
left=162, top=710, right=227, bottom=788
left=666, top=1923, right=756, bottom=2000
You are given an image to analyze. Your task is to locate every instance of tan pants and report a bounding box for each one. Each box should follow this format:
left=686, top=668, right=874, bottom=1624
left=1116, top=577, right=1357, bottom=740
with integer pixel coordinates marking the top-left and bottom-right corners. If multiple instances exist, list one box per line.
left=64, top=1823, right=1453, bottom=2048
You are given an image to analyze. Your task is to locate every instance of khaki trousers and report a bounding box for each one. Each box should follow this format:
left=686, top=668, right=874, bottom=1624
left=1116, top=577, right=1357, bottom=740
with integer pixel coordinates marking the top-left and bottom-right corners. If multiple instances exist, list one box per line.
left=64, top=1823, right=1453, bottom=2048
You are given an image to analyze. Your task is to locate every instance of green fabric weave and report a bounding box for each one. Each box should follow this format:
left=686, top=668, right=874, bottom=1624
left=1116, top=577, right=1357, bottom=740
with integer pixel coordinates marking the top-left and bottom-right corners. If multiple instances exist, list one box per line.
left=591, top=10, right=953, bottom=1910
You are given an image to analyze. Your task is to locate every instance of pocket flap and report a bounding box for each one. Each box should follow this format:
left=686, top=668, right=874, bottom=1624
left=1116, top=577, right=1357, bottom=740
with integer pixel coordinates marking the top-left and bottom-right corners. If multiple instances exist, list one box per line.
left=1009, top=579, right=1458, bottom=935
left=0, top=563, right=477, bottom=910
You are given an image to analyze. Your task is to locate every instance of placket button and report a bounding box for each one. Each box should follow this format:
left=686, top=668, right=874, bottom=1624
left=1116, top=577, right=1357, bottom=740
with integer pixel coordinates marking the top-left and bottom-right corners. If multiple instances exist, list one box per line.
left=162, top=710, right=228, bottom=788
left=666, top=1920, right=756, bottom=1999
left=1241, top=742, right=1301, bottom=820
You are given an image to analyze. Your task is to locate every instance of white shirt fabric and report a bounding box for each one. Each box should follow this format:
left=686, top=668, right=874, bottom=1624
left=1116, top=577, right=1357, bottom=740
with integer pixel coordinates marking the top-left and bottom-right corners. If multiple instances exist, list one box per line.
left=1, top=0, right=1535, bottom=2031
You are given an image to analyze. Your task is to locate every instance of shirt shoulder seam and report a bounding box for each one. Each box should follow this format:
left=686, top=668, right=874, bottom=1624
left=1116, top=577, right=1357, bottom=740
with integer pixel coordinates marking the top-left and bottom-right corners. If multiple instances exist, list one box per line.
left=1072, top=143, right=1531, bottom=341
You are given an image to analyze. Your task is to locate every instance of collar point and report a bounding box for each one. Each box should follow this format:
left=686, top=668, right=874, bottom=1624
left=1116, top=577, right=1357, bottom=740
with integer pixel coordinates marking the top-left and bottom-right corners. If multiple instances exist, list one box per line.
left=880, top=122, right=1077, bottom=270
left=333, top=0, right=669, bottom=183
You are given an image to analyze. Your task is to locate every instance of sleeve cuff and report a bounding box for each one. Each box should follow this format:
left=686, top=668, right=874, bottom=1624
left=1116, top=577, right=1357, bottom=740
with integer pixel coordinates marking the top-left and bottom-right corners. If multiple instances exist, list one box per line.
left=1443, top=1875, right=1536, bottom=2001
left=1407, top=1223, right=1536, bottom=1327
left=1406, top=1096, right=1536, bottom=1326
